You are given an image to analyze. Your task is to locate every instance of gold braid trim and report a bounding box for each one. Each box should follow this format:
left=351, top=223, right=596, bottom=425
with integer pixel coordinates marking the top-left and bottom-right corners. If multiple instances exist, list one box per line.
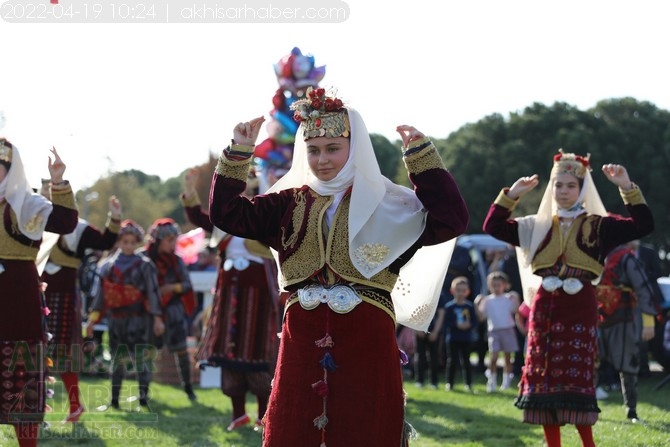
left=214, top=144, right=254, bottom=180
left=107, top=214, right=121, bottom=234
left=50, top=183, right=76, bottom=210
left=403, top=141, right=446, bottom=175
left=280, top=192, right=330, bottom=286
left=325, top=195, right=398, bottom=291
left=0, top=202, right=39, bottom=261
left=619, top=183, right=646, bottom=206
left=49, top=243, right=80, bottom=269
left=531, top=216, right=603, bottom=276
left=244, top=239, right=273, bottom=259
left=494, top=188, right=519, bottom=211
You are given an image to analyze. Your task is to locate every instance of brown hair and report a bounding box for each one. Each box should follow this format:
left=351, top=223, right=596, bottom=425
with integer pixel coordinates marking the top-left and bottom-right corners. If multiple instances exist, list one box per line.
left=451, top=276, right=470, bottom=289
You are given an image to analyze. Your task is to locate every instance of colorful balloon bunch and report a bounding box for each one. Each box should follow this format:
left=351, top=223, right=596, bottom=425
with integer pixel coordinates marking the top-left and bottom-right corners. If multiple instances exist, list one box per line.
left=254, top=47, right=326, bottom=190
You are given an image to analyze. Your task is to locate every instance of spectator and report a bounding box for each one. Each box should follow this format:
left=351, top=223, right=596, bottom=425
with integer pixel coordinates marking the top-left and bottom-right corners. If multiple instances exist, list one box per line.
left=595, top=243, right=657, bottom=421
left=475, top=271, right=520, bottom=392
left=444, top=276, right=477, bottom=392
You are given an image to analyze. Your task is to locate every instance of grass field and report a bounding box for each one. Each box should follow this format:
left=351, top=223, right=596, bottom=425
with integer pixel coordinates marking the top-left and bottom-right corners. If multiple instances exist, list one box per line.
left=1, top=370, right=669, bottom=446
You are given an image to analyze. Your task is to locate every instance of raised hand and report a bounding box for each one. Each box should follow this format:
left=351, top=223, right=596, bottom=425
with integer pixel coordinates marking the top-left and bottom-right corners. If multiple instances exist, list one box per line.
left=183, top=168, right=199, bottom=197
left=48, top=146, right=66, bottom=183
left=396, top=125, right=425, bottom=148
left=233, top=116, right=266, bottom=146
left=108, top=195, right=122, bottom=219
left=508, top=174, right=539, bottom=200
left=602, top=164, right=632, bottom=190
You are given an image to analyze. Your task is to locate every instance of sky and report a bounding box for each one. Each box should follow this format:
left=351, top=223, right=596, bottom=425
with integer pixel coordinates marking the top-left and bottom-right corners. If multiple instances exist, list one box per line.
left=1, top=0, right=669, bottom=191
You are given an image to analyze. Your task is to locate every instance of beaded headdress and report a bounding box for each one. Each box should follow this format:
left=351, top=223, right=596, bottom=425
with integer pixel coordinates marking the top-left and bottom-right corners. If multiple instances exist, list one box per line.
left=119, top=219, right=145, bottom=243
left=290, top=87, right=350, bottom=140
left=149, top=218, right=180, bottom=242
left=552, top=149, right=591, bottom=179
left=0, top=138, right=13, bottom=164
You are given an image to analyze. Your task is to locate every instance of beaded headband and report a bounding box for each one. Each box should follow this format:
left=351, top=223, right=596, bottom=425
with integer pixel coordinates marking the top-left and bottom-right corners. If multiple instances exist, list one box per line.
left=119, top=219, right=145, bottom=243
left=290, top=87, right=350, bottom=140
left=149, top=218, right=180, bottom=241
left=552, top=149, right=591, bottom=179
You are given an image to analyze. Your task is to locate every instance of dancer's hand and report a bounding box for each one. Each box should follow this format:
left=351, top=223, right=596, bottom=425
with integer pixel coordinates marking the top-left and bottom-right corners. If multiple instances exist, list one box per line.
left=602, top=164, right=632, bottom=190
left=48, top=146, right=66, bottom=183
left=233, top=116, right=265, bottom=146
left=396, top=125, right=425, bottom=148
left=508, top=175, right=539, bottom=200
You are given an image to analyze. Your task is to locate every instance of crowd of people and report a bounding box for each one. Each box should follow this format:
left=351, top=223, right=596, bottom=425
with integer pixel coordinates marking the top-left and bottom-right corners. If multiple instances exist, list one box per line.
left=1, top=85, right=668, bottom=447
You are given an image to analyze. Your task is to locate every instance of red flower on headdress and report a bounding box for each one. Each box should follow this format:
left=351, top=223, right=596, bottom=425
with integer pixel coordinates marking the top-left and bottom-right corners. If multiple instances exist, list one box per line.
left=291, top=87, right=345, bottom=123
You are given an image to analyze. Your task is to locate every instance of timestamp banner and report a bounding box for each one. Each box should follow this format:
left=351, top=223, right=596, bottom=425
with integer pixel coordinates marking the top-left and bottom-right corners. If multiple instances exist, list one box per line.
left=0, top=0, right=349, bottom=23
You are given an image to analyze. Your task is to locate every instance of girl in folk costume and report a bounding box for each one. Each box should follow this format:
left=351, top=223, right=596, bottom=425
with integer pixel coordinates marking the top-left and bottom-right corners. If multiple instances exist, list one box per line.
left=143, top=218, right=197, bottom=401
left=40, top=193, right=121, bottom=423
left=85, top=220, right=164, bottom=409
left=184, top=168, right=279, bottom=431
left=483, top=150, right=653, bottom=447
left=209, top=88, right=468, bottom=446
left=0, top=139, right=78, bottom=447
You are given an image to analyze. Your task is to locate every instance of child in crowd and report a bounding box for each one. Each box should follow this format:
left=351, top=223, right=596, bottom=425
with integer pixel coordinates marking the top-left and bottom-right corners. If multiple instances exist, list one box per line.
left=444, top=276, right=477, bottom=392
left=86, top=220, right=164, bottom=409
left=475, top=271, right=520, bottom=392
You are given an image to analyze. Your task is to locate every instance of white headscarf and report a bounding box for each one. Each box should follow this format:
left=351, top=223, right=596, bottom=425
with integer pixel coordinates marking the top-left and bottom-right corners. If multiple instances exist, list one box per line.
left=515, top=161, right=607, bottom=305
left=0, top=140, right=53, bottom=240
left=268, top=108, right=456, bottom=331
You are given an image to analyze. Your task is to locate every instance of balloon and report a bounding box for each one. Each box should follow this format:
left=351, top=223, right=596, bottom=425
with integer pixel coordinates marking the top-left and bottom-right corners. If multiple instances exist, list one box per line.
left=176, top=227, right=206, bottom=265
left=272, top=110, right=299, bottom=134
left=254, top=138, right=275, bottom=159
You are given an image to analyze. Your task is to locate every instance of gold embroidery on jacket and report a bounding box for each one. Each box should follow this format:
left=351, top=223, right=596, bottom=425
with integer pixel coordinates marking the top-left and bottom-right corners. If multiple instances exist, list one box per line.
left=532, top=215, right=603, bottom=277
left=280, top=191, right=329, bottom=283
left=281, top=190, right=308, bottom=250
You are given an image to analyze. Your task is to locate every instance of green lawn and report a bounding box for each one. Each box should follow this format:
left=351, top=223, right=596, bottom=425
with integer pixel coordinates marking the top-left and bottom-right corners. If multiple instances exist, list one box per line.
left=1, top=371, right=669, bottom=446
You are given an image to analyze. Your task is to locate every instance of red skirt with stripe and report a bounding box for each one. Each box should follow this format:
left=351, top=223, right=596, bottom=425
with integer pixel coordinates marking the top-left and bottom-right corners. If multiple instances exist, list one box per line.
left=41, top=266, right=83, bottom=373
left=0, top=260, right=47, bottom=424
left=515, top=284, right=600, bottom=425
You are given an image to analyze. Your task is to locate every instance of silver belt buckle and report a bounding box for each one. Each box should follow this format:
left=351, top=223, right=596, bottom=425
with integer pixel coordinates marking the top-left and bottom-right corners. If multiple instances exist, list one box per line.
left=541, top=276, right=583, bottom=295
left=298, top=284, right=362, bottom=314
left=223, top=257, right=251, bottom=271
left=542, top=276, right=562, bottom=292
left=562, top=278, right=583, bottom=295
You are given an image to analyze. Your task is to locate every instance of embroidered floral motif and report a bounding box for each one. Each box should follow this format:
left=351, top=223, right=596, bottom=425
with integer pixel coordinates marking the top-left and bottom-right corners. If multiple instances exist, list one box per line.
left=353, top=243, right=390, bottom=272
left=24, top=214, right=44, bottom=233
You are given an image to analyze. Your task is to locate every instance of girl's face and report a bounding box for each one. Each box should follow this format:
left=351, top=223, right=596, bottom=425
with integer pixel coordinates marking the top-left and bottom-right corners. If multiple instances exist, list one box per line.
left=118, top=234, right=139, bottom=256
left=488, top=278, right=507, bottom=295
left=158, top=234, right=177, bottom=254
left=553, top=172, right=581, bottom=209
left=306, top=136, right=351, bottom=182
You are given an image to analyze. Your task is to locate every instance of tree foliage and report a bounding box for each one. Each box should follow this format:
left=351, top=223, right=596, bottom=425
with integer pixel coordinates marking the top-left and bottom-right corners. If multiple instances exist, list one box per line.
left=76, top=98, right=670, bottom=273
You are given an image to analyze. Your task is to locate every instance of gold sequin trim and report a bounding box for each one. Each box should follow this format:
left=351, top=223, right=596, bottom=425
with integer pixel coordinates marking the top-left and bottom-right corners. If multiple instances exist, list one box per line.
left=325, top=195, right=398, bottom=291
left=353, top=243, right=391, bottom=273
left=403, top=143, right=446, bottom=175
left=215, top=155, right=251, bottom=182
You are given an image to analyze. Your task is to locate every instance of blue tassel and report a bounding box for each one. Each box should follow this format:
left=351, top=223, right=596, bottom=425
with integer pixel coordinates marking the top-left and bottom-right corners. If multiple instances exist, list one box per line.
left=319, top=352, right=337, bottom=371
